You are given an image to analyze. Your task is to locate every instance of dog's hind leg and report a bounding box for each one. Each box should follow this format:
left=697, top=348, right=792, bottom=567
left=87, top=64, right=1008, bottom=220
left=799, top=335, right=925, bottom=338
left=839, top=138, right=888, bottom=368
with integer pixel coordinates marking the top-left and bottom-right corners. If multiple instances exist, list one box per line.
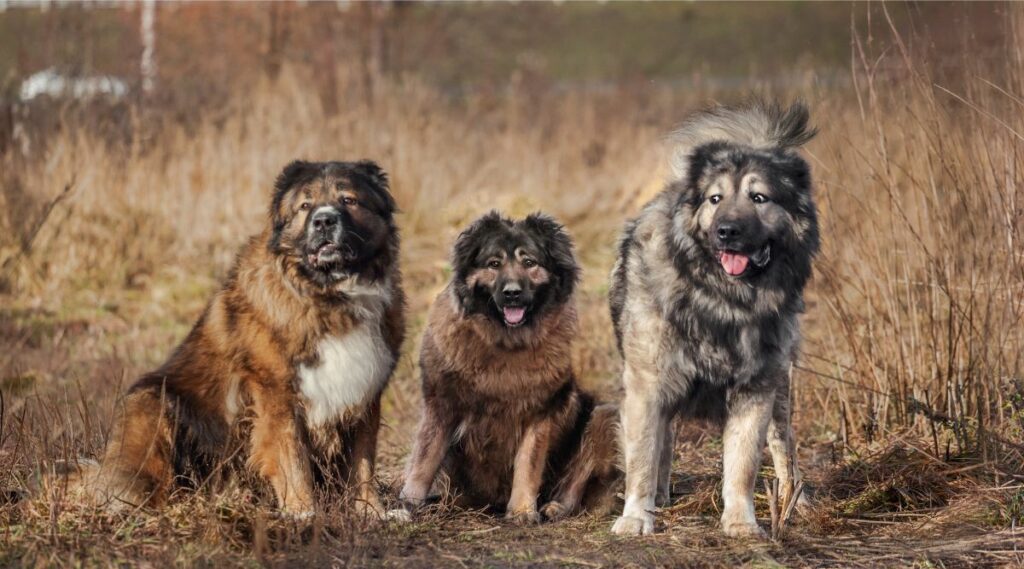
left=398, top=401, right=455, bottom=510
left=720, top=388, right=773, bottom=539
left=541, top=462, right=589, bottom=522
left=542, top=403, right=619, bottom=521
left=86, top=387, right=175, bottom=512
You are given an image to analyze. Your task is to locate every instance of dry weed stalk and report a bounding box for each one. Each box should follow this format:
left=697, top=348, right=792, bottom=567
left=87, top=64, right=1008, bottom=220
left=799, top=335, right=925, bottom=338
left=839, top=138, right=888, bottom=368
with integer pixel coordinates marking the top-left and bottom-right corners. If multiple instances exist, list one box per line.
left=766, top=477, right=806, bottom=541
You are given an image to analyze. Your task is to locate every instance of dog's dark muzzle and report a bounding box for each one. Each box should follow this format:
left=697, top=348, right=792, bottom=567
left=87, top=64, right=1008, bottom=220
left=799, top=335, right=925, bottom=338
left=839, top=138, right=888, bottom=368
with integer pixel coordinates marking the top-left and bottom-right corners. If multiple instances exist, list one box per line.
left=305, top=208, right=346, bottom=268
left=713, top=218, right=764, bottom=251
left=311, top=208, right=341, bottom=234
left=711, top=218, right=772, bottom=277
left=494, top=280, right=532, bottom=327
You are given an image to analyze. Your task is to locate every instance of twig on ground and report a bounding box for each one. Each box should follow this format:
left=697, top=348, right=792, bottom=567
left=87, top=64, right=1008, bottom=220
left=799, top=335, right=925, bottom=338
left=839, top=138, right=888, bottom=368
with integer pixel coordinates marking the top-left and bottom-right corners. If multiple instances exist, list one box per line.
left=768, top=477, right=805, bottom=541
left=767, top=478, right=781, bottom=540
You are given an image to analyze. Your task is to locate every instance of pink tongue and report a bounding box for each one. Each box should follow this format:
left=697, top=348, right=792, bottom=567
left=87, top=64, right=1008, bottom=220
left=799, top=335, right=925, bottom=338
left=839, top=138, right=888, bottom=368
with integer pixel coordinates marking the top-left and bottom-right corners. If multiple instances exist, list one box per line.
left=720, top=252, right=749, bottom=276
left=503, top=306, right=526, bottom=324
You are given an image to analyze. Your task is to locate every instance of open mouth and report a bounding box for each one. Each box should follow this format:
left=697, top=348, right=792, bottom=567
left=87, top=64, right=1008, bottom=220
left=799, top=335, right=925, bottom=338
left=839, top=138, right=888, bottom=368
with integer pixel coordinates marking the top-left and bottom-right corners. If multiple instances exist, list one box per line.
left=718, top=243, right=771, bottom=277
left=502, top=305, right=527, bottom=327
left=307, top=242, right=341, bottom=267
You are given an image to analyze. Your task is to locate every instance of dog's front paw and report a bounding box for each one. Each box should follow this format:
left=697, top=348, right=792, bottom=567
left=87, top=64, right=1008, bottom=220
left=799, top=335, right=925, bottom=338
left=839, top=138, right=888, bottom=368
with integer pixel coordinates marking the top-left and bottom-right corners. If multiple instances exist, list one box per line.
left=385, top=508, right=413, bottom=522
left=721, top=518, right=767, bottom=540
left=278, top=508, right=316, bottom=523
left=505, top=509, right=542, bottom=525
left=539, top=500, right=570, bottom=522
left=611, top=513, right=655, bottom=536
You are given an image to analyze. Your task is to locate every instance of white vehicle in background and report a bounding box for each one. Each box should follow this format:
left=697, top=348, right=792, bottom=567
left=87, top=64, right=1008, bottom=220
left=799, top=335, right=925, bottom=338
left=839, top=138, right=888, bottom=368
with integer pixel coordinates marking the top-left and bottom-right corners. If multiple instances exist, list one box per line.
left=18, top=67, right=129, bottom=102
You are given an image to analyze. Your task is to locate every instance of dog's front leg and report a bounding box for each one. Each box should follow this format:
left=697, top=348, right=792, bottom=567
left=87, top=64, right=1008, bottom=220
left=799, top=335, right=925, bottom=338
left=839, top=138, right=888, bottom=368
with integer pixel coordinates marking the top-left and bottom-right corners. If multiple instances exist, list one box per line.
left=398, top=400, right=454, bottom=512
left=721, top=387, right=774, bottom=539
left=249, top=386, right=315, bottom=518
left=350, top=396, right=384, bottom=519
left=611, top=364, right=667, bottom=536
left=505, top=417, right=553, bottom=525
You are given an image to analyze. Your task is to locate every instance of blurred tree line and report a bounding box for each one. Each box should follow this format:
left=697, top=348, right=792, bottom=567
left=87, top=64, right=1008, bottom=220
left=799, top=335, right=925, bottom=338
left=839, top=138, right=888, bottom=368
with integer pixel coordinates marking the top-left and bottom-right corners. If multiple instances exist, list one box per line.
left=0, top=1, right=1013, bottom=154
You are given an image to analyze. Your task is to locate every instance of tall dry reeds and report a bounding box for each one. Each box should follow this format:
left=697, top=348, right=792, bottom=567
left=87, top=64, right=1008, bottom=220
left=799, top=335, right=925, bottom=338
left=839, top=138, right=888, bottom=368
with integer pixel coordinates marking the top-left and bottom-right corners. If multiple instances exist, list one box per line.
left=0, top=8, right=1022, bottom=561
left=800, top=7, right=1024, bottom=468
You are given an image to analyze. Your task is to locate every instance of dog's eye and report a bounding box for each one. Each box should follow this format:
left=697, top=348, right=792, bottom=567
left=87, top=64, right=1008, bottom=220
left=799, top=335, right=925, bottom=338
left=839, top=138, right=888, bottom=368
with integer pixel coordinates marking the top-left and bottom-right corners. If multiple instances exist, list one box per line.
left=522, top=259, right=537, bottom=268
left=750, top=193, right=769, bottom=204
left=342, top=197, right=358, bottom=206
left=299, top=202, right=312, bottom=211
left=487, top=260, right=502, bottom=269
left=708, top=195, right=722, bottom=205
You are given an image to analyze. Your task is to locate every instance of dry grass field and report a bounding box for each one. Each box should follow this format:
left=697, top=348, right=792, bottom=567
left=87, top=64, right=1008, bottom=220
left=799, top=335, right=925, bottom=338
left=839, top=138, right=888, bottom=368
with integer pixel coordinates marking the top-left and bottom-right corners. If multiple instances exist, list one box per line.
left=1, top=3, right=1023, bottom=567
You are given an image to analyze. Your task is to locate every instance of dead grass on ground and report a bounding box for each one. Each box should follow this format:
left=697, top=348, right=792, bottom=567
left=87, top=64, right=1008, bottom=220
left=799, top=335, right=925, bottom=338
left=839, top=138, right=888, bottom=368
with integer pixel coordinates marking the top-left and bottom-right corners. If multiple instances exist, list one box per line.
left=2, top=7, right=1024, bottom=568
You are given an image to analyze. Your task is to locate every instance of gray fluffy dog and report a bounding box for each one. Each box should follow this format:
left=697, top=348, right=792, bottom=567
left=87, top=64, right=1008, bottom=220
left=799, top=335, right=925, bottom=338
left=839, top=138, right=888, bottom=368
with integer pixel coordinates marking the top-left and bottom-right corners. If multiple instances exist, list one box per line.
left=609, top=100, right=820, bottom=537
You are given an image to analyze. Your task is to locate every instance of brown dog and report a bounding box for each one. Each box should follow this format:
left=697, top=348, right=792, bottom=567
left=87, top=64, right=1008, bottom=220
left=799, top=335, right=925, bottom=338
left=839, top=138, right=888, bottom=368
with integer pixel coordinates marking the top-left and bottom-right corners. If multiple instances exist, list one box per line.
left=79, top=160, right=404, bottom=517
left=397, top=212, right=617, bottom=523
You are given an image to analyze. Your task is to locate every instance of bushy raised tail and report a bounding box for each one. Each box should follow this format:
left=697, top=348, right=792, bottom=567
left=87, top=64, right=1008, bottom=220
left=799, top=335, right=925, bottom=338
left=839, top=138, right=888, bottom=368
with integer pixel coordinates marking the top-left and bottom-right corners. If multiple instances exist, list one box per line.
left=669, top=99, right=817, bottom=180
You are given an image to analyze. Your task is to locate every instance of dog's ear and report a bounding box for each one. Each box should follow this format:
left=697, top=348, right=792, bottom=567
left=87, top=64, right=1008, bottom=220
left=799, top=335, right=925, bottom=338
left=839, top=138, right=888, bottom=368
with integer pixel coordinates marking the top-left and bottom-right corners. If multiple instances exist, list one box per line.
left=768, top=152, right=813, bottom=213
left=522, top=213, right=580, bottom=302
left=681, top=142, right=731, bottom=207
left=352, top=160, right=389, bottom=191
left=451, top=211, right=506, bottom=308
left=351, top=160, right=397, bottom=219
left=271, top=160, right=317, bottom=231
left=452, top=211, right=504, bottom=276
left=769, top=151, right=819, bottom=260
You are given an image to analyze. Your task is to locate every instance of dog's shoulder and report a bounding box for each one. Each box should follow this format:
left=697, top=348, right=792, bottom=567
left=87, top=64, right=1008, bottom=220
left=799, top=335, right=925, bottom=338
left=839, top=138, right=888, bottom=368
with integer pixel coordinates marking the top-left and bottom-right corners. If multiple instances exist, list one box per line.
left=615, top=192, right=682, bottom=298
left=617, top=192, right=681, bottom=278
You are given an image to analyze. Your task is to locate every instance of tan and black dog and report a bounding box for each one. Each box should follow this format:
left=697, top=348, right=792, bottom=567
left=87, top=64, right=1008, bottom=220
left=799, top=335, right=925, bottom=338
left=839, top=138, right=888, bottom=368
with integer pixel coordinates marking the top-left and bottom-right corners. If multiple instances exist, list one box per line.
left=609, top=101, right=819, bottom=537
left=397, top=212, right=618, bottom=524
left=79, top=160, right=404, bottom=518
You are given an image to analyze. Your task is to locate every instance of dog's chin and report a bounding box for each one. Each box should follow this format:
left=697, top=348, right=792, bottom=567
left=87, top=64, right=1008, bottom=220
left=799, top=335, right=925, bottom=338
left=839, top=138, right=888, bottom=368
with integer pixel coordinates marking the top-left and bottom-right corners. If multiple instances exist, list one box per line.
left=716, top=242, right=772, bottom=278
left=303, top=242, right=354, bottom=279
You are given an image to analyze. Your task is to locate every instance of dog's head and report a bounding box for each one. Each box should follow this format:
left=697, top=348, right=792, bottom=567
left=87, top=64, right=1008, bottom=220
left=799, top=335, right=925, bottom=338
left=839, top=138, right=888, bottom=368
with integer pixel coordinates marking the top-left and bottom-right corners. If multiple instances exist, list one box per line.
left=451, top=211, right=579, bottom=329
left=675, top=141, right=818, bottom=282
left=269, top=160, right=396, bottom=287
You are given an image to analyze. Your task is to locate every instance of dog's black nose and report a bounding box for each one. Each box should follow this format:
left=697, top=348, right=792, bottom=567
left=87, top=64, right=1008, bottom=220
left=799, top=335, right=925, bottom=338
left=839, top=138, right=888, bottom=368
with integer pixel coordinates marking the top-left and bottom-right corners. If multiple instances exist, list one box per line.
left=502, top=283, right=523, bottom=301
left=716, top=222, right=742, bottom=241
left=311, top=209, right=340, bottom=232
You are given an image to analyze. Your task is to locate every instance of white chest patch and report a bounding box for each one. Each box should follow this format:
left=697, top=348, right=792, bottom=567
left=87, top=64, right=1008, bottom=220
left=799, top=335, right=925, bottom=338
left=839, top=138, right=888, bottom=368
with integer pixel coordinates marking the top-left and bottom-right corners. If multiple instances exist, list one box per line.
left=298, top=323, right=394, bottom=429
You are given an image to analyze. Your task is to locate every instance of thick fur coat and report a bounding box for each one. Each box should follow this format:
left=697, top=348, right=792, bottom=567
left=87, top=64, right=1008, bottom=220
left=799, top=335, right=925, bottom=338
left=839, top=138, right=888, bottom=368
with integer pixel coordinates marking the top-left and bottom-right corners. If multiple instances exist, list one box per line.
left=79, top=160, right=405, bottom=518
left=609, top=101, right=820, bottom=537
left=398, top=212, right=618, bottom=523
